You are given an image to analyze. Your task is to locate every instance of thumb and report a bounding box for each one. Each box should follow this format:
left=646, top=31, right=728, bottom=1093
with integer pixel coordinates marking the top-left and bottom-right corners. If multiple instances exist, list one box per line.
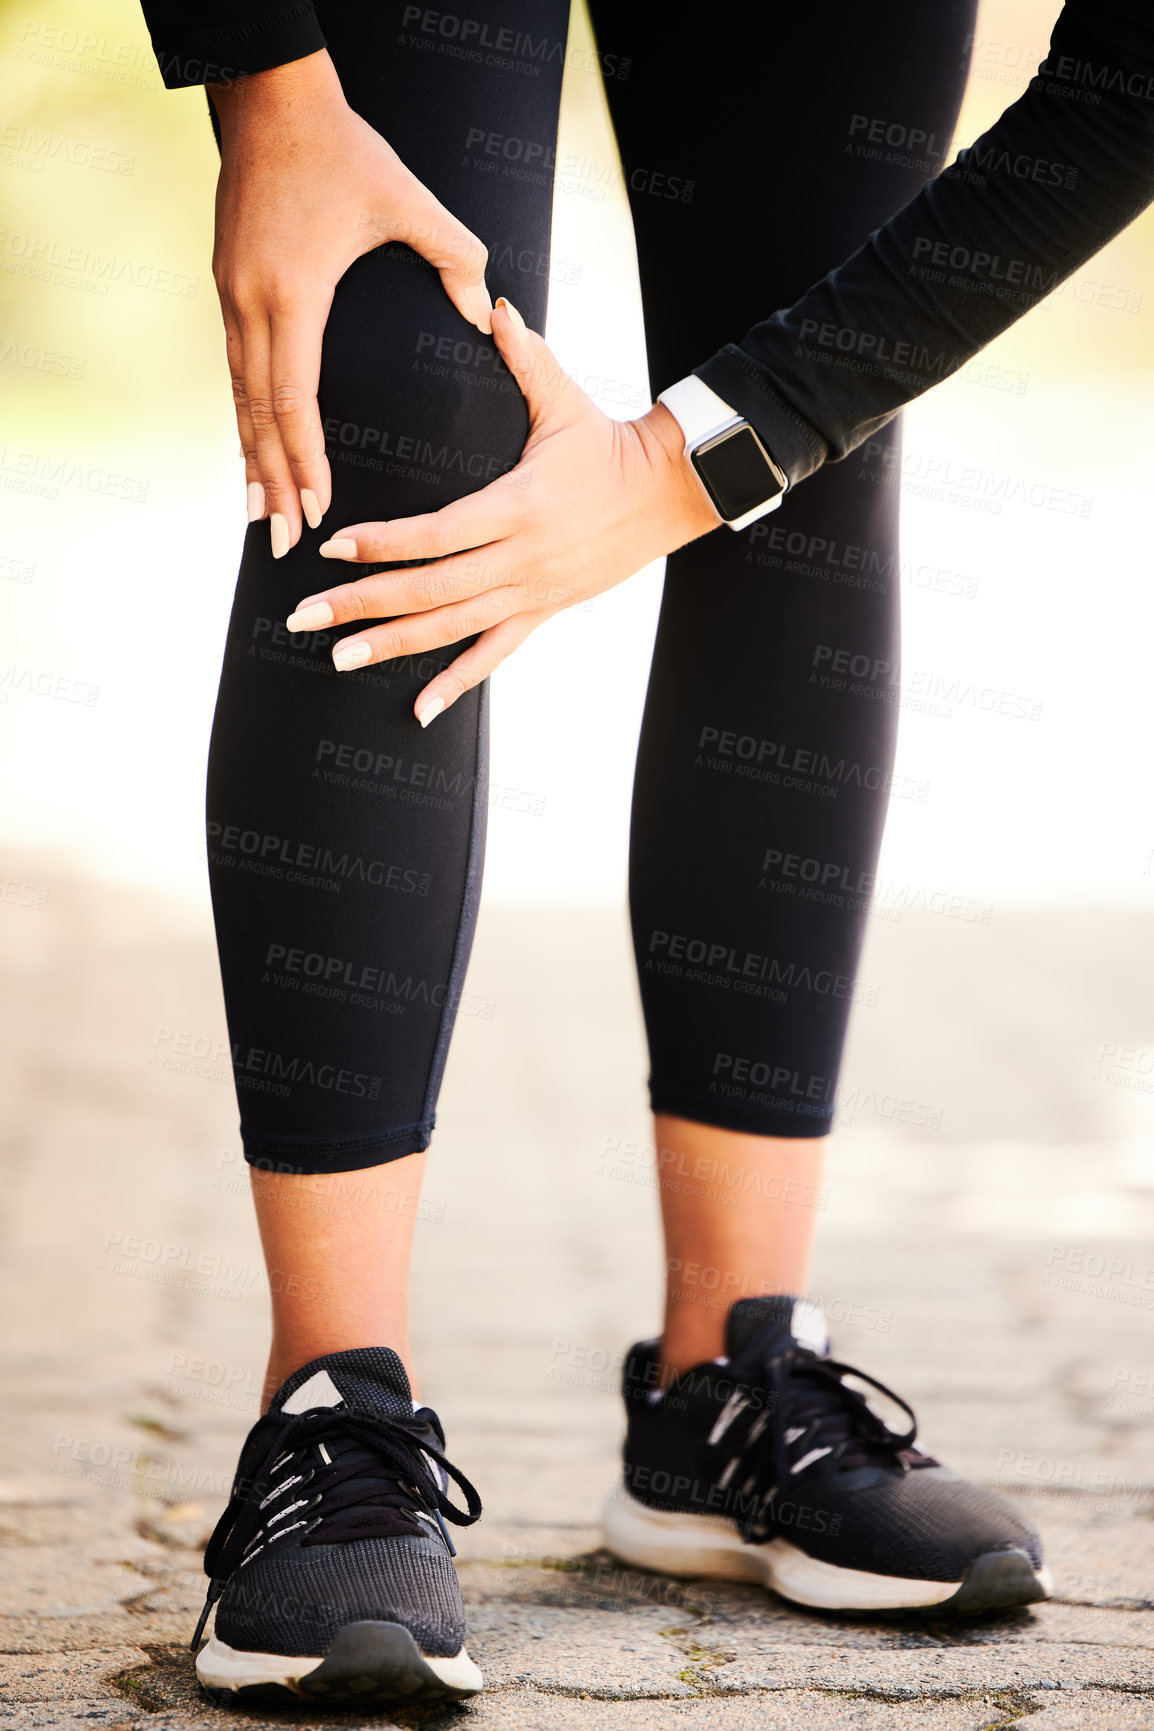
left=391, top=176, right=493, bottom=334
left=491, top=297, right=579, bottom=426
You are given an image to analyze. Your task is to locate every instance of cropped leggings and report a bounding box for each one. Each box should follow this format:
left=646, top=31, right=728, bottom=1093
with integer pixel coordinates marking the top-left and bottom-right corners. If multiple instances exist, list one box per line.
left=206, top=0, right=976, bottom=1174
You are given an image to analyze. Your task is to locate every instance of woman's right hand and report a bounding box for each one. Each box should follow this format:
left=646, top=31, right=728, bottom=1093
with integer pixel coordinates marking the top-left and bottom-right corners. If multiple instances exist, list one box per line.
left=208, top=49, right=493, bottom=557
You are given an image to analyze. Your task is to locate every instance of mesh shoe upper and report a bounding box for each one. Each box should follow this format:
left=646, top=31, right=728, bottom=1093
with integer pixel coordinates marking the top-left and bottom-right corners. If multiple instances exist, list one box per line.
left=215, top=1530, right=465, bottom=1658
left=198, top=1346, right=480, bottom=1659
left=621, top=1297, right=1043, bottom=1584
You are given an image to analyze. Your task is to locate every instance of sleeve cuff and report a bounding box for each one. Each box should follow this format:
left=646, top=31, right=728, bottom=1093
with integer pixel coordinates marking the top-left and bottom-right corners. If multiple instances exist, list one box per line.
left=693, top=344, right=829, bottom=492
left=147, top=3, right=326, bottom=89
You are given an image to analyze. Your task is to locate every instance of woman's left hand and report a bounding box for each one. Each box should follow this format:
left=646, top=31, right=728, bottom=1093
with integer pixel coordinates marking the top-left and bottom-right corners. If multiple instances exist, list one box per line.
left=284, top=298, right=723, bottom=725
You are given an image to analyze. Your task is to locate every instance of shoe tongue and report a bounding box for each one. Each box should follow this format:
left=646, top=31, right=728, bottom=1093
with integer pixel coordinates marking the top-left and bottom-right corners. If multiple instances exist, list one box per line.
left=725, top=1296, right=829, bottom=1361
left=271, top=1347, right=413, bottom=1420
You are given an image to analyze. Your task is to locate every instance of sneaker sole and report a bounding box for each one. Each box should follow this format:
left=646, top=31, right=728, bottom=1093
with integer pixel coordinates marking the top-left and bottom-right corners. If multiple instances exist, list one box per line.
left=195, top=1620, right=482, bottom=1704
left=602, top=1485, right=1052, bottom=1615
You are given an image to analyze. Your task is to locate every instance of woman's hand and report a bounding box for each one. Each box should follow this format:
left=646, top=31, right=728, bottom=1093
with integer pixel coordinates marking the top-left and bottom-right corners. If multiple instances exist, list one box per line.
left=209, top=50, right=492, bottom=558
left=284, top=299, right=723, bottom=724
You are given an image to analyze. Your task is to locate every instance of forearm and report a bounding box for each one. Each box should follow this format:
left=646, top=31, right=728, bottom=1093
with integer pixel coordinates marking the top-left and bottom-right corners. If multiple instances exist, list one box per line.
left=696, top=0, right=1154, bottom=488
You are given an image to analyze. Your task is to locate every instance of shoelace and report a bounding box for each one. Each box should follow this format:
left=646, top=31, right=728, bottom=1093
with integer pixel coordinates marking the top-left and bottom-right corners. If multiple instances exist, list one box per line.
left=191, top=1406, right=481, bottom=1648
left=705, top=1341, right=929, bottom=1543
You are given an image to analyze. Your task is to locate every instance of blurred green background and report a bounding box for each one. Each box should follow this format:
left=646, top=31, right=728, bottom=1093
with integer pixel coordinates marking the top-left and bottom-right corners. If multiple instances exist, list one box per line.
left=3, top=0, right=1154, bottom=906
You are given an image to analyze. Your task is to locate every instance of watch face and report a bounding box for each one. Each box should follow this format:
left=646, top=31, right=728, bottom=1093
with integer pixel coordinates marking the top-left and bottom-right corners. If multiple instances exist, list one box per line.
left=692, top=424, right=785, bottom=522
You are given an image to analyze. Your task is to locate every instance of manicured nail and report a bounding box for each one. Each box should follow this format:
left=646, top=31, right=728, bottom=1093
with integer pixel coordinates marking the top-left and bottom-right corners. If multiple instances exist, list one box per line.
left=417, top=697, right=445, bottom=729
left=270, top=514, right=290, bottom=559
left=496, top=296, right=524, bottom=330
left=463, top=283, right=493, bottom=335
left=320, top=537, right=359, bottom=560
left=285, top=601, right=334, bottom=632
left=332, top=640, right=371, bottom=672
left=300, top=489, right=324, bottom=530
left=247, top=481, right=266, bottom=522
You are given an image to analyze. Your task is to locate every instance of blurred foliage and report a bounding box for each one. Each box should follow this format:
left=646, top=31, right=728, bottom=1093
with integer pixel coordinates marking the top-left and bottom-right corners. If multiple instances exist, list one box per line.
left=1, top=0, right=226, bottom=442
left=1, top=0, right=1152, bottom=468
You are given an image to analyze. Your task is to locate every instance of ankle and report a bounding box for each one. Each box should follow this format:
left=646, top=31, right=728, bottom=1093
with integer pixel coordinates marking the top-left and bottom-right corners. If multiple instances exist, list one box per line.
left=658, top=1322, right=724, bottom=1386
left=260, top=1338, right=418, bottom=1413
left=660, top=1286, right=811, bottom=1386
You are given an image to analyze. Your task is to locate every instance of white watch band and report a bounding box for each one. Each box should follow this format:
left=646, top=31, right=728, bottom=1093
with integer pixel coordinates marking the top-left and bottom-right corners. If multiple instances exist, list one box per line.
left=657, top=374, right=741, bottom=449
left=656, top=374, right=785, bottom=532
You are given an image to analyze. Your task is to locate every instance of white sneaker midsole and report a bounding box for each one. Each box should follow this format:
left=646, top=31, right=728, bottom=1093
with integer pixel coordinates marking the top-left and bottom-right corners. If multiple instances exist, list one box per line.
left=603, top=1485, right=972, bottom=1611
left=195, top=1632, right=482, bottom=1695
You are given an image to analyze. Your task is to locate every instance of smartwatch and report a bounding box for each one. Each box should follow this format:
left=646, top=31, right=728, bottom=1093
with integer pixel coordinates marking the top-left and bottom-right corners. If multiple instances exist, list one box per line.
left=657, top=374, right=788, bottom=531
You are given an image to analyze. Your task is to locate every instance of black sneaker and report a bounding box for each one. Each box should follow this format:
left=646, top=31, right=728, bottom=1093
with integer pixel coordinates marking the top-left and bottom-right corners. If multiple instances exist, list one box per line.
left=192, top=1347, right=483, bottom=1704
left=603, top=1296, right=1051, bottom=1615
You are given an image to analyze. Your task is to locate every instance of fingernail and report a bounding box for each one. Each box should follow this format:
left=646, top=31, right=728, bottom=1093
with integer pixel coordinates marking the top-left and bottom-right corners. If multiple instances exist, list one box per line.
left=320, top=537, right=359, bottom=560
left=496, top=296, right=524, bottom=330
left=333, top=640, right=372, bottom=672
left=247, top=481, right=265, bottom=522
left=300, top=489, right=324, bottom=530
left=417, top=697, right=445, bottom=729
left=270, top=514, right=290, bottom=559
left=464, top=283, right=493, bottom=335
left=286, top=601, right=334, bottom=632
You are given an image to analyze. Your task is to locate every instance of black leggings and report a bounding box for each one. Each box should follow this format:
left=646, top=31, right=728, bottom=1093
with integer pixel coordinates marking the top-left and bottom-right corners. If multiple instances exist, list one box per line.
left=206, top=0, right=975, bottom=1174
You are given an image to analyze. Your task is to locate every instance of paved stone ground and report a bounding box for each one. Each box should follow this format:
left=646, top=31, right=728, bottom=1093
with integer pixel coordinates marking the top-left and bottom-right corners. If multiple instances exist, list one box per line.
left=0, top=861, right=1152, bottom=1728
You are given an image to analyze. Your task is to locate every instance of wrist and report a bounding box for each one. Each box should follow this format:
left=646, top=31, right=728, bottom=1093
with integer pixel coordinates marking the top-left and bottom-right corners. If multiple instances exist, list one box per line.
left=209, top=48, right=344, bottom=132
left=636, top=402, right=724, bottom=537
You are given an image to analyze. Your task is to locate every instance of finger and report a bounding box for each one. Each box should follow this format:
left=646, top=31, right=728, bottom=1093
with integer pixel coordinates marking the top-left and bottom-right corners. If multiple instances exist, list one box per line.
left=413, top=612, right=540, bottom=727
left=240, top=312, right=302, bottom=558
left=222, top=307, right=264, bottom=522
left=327, top=591, right=522, bottom=673
left=393, top=175, right=492, bottom=333
left=268, top=294, right=333, bottom=530
left=286, top=481, right=523, bottom=587
left=286, top=544, right=519, bottom=634
left=490, top=297, right=578, bottom=426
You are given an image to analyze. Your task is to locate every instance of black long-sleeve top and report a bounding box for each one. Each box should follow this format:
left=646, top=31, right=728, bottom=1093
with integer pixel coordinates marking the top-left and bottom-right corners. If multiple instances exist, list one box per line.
left=139, top=0, right=1154, bottom=488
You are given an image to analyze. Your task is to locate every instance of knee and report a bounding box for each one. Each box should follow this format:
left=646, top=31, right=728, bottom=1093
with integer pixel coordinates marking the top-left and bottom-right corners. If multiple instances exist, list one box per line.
left=320, top=248, right=528, bottom=522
